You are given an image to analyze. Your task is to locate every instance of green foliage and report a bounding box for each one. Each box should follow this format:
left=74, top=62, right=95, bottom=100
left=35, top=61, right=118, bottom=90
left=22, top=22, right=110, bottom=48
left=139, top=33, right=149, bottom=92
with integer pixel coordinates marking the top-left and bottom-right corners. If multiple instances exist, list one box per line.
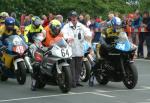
left=0, top=0, right=149, bottom=19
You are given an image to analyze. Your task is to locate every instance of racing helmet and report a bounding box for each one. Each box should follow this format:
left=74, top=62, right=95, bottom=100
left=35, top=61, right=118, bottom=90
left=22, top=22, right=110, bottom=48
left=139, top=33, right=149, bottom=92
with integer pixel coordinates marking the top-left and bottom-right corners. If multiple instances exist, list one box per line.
left=5, top=17, right=15, bottom=30
left=49, top=19, right=61, bottom=37
left=0, top=12, right=9, bottom=23
left=31, top=16, right=42, bottom=28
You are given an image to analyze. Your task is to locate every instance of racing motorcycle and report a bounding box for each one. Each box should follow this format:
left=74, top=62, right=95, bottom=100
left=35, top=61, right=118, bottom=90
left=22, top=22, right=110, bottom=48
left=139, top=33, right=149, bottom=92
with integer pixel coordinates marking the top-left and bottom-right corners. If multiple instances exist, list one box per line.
left=92, top=32, right=138, bottom=89
left=30, top=34, right=72, bottom=93
left=0, top=35, right=29, bottom=85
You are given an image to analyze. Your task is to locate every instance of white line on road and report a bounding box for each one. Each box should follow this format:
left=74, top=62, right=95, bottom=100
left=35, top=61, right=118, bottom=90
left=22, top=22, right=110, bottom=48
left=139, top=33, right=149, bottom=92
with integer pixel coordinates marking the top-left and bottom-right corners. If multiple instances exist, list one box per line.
left=141, top=86, right=150, bottom=89
left=146, top=99, right=150, bottom=101
left=90, top=92, right=115, bottom=98
left=94, top=90, right=111, bottom=93
left=135, top=59, right=150, bottom=62
left=0, top=92, right=83, bottom=103
left=95, top=86, right=150, bottom=93
left=0, top=92, right=115, bottom=102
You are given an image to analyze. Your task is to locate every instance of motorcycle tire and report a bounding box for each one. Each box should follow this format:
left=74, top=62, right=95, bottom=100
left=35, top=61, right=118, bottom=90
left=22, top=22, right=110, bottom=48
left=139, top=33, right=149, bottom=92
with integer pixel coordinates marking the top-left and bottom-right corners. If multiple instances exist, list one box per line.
left=35, top=80, right=46, bottom=89
left=58, top=66, right=72, bottom=93
left=123, top=63, right=138, bottom=89
left=16, top=61, right=26, bottom=85
left=95, top=73, right=109, bottom=85
left=80, top=61, right=91, bottom=82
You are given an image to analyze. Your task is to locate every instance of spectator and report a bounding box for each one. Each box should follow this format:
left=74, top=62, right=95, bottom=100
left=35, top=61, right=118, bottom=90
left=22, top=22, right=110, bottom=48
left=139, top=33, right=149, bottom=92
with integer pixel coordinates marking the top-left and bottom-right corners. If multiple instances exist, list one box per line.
left=89, top=18, right=95, bottom=37
left=55, top=14, right=64, bottom=28
left=78, top=14, right=86, bottom=25
left=20, top=14, right=26, bottom=33
left=0, top=12, right=9, bottom=25
left=92, top=19, right=101, bottom=43
left=125, top=14, right=133, bottom=41
left=115, top=12, right=122, bottom=25
left=61, top=11, right=92, bottom=88
left=143, top=11, right=150, bottom=59
left=24, top=16, right=31, bottom=26
left=48, top=13, right=54, bottom=22
left=41, top=15, right=49, bottom=27
left=131, top=12, right=142, bottom=45
left=107, top=12, right=117, bottom=27
left=137, top=13, right=145, bottom=58
left=85, top=14, right=91, bottom=27
left=10, top=12, right=20, bottom=27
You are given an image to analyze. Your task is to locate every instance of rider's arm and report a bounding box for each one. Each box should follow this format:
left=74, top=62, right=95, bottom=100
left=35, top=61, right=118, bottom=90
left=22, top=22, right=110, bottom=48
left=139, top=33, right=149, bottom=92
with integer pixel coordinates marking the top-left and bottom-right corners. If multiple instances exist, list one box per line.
left=23, top=25, right=30, bottom=42
left=14, top=26, right=21, bottom=35
left=0, top=25, right=5, bottom=46
left=0, top=25, right=5, bottom=36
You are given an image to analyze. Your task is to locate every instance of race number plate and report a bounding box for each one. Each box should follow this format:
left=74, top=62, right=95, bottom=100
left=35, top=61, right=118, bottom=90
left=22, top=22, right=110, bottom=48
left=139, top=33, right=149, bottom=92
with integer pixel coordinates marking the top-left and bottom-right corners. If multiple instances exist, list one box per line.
left=13, top=46, right=25, bottom=54
left=61, top=48, right=69, bottom=58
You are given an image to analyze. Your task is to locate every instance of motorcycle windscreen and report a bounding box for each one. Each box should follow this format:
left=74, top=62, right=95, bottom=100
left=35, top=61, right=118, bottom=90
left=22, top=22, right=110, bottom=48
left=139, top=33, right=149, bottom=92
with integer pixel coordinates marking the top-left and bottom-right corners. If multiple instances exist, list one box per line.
left=5, top=35, right=28, bottom=52
left=53, top=38, right=67, bottom=48
left=115, top=40, right=131, bottom=52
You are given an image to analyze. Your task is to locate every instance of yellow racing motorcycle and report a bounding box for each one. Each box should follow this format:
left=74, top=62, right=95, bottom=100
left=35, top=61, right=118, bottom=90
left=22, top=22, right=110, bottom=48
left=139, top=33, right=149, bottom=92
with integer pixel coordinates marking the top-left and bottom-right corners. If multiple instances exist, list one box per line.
left=0, top=35, right=29, bottom=85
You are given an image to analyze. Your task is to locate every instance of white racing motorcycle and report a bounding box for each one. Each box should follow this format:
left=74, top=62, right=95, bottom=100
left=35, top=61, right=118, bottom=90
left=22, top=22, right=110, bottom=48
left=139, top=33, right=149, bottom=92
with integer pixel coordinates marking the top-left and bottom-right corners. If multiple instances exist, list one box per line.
left=31, top=35, right=72, bottom=93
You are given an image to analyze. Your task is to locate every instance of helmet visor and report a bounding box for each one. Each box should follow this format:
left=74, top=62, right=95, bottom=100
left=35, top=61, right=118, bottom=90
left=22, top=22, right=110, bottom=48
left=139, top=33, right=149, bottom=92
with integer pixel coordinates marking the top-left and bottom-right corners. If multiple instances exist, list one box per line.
left=51, top=25, right=61, bottom=36
left=34, top=19, right=41, bottom=26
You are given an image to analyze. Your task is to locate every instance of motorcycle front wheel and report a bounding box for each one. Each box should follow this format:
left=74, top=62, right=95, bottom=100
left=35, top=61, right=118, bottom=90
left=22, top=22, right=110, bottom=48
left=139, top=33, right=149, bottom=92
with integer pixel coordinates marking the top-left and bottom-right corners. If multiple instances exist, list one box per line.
left=123, top=63, right=138, bottom=89
left=80, top=60, right=91, bottom=82
left=95, top=73, right=109, bottom=85
left=95, top=63, right=109, bottom=85
left=16, top=61, right=26, bottom=85
left=58, top=66, right=72, bottom=93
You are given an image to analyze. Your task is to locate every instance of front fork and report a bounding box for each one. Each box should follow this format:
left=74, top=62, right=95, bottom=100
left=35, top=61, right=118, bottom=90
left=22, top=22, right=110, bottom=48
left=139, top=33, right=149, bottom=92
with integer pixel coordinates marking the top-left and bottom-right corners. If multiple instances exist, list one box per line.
left=120, top=57, right=126, bottom=78
left=24, top=56, right=33, bottom=73
left=56, top=62, right=62, bottom=74
left=14, top=58, right=25, bottom=71
left=56, top=61, right=70, bottom=74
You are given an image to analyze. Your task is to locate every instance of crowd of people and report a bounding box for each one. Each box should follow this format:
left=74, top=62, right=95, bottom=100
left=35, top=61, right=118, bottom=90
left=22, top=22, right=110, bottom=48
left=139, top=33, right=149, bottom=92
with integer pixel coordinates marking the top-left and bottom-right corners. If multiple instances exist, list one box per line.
left=17, top=10, right=150, bottom=59
left=0, top=10, right=150, bottom=90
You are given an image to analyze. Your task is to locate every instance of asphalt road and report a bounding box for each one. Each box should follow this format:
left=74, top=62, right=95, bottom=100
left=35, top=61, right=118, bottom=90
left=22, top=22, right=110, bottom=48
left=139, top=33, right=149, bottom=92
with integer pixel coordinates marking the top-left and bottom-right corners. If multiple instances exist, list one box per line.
left=0, top=59, right=150, bottom=103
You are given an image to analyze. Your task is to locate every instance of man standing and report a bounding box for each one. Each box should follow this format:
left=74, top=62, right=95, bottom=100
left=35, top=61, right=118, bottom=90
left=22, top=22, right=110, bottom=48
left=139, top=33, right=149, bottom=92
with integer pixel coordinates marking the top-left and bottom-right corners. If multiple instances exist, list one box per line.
left=143, top=11, right=150, bottom=59
left=61, top=11, right=92, bottom=88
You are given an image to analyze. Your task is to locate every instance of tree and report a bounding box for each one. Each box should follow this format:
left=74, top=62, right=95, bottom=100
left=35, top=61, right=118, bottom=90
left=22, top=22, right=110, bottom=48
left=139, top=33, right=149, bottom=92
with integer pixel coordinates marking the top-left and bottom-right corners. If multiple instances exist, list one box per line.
left=0, top=0, right=149, bottom=19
